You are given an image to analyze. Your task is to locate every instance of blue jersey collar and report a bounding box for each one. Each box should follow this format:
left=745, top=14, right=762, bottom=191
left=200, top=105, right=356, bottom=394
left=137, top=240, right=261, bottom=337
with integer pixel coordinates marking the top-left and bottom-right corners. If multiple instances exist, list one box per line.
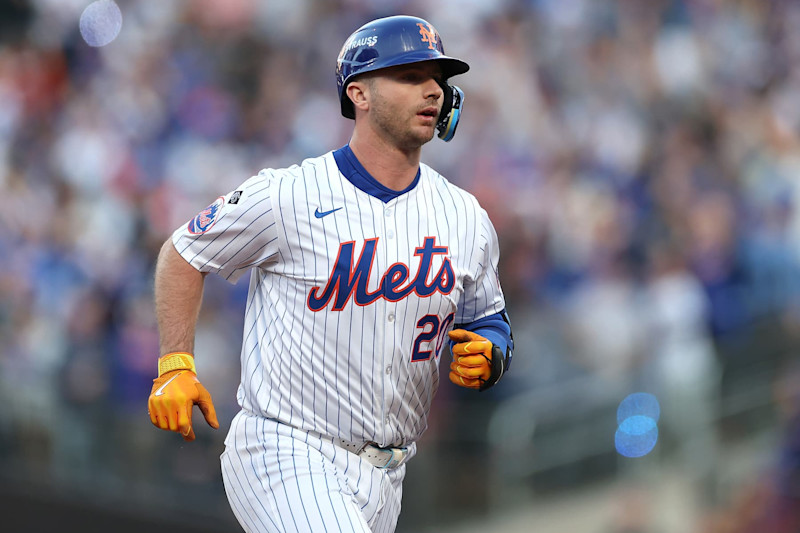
left=333, top=145, right=420, bottom=203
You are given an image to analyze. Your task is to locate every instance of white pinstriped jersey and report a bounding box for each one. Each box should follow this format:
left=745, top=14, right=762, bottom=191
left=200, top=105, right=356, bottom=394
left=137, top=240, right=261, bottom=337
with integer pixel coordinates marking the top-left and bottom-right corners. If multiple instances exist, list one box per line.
left=172, top=147, right=505, bottom=447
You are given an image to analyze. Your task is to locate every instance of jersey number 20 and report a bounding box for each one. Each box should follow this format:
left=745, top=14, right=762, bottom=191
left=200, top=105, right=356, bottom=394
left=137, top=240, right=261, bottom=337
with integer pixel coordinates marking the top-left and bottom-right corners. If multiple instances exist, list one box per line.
left=411, top=312, right=455, bottom=362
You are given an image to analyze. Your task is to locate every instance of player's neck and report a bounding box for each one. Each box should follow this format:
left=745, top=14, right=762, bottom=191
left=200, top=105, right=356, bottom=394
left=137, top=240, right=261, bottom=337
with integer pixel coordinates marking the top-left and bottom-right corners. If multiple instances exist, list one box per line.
left=348, top=131, right=421, bottom=192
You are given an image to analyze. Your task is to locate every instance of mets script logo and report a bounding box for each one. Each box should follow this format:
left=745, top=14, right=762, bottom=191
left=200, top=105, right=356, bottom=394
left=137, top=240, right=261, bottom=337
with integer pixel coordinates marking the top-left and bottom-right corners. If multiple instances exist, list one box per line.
left=417, top=22, right=438, bottom=50
left=308, top=237, right=455, bottom=311
left=188, top=196, right=225, bottom=234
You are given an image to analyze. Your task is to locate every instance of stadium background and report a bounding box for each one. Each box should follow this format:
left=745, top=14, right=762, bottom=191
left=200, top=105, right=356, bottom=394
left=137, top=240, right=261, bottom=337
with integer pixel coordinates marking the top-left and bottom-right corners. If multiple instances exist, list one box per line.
left=1, top=0, right=799, bottom=531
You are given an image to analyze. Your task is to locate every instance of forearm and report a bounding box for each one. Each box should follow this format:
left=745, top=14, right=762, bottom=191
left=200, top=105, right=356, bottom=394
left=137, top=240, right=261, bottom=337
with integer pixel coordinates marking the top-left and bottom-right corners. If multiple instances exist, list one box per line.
left=154, top=239, right=206, bottom=356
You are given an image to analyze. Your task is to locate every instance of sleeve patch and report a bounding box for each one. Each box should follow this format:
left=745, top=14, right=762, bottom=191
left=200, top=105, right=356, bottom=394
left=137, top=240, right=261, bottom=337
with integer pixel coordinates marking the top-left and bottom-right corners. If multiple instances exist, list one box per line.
left=188, top=196, right=225, bottom=234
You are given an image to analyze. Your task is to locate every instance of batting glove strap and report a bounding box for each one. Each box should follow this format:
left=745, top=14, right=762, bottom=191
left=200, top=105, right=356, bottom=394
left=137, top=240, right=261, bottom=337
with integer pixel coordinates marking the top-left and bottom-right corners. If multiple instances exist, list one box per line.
left=158, top=352, right=197, bottom=377
left=481, top=343, right=508, bottom=391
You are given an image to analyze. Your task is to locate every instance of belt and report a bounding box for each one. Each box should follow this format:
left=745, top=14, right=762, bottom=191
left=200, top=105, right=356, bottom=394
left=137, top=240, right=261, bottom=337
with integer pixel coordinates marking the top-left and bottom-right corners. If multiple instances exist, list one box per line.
left=333, top=438, right=409, bottom=470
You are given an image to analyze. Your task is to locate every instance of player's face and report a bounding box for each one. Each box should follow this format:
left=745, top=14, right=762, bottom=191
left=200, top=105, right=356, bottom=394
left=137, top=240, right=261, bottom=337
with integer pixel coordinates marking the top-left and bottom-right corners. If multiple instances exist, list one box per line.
left=367, top=63, right=444, bottom=150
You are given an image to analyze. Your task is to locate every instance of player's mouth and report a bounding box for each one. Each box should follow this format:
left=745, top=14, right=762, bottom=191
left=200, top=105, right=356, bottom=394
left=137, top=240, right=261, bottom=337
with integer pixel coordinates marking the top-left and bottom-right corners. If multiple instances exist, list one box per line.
left=417, top=106, right=439, bottom=124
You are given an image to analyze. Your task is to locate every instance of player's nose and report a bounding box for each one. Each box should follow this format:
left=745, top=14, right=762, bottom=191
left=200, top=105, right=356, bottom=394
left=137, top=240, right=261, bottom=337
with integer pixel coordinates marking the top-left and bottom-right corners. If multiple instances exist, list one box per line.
left=423, top=78, right=443, bottom=101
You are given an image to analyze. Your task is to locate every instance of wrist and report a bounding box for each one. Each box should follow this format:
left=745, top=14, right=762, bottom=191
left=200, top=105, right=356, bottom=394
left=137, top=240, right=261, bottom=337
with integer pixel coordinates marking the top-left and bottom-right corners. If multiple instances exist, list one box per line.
left=158, top=352, right=197, bottom=376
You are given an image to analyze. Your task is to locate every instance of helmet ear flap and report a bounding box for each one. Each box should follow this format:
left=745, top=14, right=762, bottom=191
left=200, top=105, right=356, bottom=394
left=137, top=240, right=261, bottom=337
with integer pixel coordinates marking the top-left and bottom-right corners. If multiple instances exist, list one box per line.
left=438, top=82, right=453, bottom=120
left=436, top=83, right=464, bottom=142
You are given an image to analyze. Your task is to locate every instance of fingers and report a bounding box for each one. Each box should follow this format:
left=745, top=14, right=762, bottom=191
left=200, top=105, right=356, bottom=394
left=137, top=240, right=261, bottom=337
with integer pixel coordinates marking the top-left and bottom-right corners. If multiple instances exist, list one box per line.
left=448, top=329, right=492, bottom=359
left=150, top=399, right=200, bottom=439
left=450, top=359, right=490, bottom=381
left=196, top=384, right=220, bottom=429
left=449, top=371, right=481, bottom=389
left=451, top=361, right=490, bottom=379
left=166, top=402, right=180, bottom=432
left=452, top=341, right=492, bottom=358
left=451, top=353, right=490, bottom=367
left=448, top=329, right=492, bottom=390
left=148, top=387, right=189, bottom=434
left=149, top=396, right=171, bottom=430
left=148, top=396, right=159, bottom=426
left=148, top=373, right=218, bottom=439
left=178, top=402, right=193, bottom=439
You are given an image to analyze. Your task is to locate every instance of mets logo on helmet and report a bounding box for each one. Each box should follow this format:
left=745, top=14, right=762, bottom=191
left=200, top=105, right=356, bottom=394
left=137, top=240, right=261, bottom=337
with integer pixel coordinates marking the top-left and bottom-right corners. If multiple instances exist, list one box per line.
left=417, top=22, right=438, bottom=50
left=188, top=196, right=225, bottom=234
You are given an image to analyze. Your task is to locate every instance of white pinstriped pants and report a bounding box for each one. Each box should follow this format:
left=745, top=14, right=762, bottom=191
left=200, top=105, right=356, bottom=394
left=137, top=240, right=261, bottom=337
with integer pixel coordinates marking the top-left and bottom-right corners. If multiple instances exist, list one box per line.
left=220, top=410, right=410, bottom=533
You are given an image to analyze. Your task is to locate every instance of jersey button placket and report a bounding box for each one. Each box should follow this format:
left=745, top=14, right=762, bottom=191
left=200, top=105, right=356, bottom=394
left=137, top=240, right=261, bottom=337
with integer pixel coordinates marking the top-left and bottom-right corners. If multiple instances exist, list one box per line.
left=380, top=201, right=397, bottom=441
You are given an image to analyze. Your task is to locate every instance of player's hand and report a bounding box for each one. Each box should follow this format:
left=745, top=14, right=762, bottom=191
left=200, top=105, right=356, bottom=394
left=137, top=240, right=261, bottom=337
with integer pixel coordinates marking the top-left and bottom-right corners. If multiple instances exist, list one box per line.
left=448, top=329, right=507, bottom=391
left=148, top=369, right=219, bottom=441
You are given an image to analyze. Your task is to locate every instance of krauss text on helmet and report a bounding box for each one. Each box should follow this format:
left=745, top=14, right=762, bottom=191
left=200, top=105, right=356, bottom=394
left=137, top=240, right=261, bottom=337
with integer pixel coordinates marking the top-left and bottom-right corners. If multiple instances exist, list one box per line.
left=344, top=35, right=378, bottom=53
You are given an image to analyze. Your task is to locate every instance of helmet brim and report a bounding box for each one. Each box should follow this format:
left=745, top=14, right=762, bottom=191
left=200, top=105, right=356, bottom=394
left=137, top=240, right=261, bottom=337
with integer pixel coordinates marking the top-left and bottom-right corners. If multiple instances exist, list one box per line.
left=340, top=56, right=469, bottom=119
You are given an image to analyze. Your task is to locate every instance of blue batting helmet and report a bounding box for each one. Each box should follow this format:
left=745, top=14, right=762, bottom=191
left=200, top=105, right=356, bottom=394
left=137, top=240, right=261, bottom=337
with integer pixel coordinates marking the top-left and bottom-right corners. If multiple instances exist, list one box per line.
left=335, top=15, right=470, bottom=119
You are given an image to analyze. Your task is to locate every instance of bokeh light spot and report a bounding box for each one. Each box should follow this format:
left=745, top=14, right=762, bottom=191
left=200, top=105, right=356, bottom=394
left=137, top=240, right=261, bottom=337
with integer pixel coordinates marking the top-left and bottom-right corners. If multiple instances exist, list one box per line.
left=615, top=423, right=658, bottom=458
left=617, top=392, right=660, bottom=424
left=79, top=0, right=123, bottom=47
left=615, top=393, right=660, bottom=458
left=619, top=415, right=657, bottom=436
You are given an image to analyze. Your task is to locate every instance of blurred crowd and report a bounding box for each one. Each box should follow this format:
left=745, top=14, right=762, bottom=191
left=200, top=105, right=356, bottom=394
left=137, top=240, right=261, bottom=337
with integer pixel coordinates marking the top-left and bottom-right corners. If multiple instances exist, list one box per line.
left=2, top=0, right=800, bottom=531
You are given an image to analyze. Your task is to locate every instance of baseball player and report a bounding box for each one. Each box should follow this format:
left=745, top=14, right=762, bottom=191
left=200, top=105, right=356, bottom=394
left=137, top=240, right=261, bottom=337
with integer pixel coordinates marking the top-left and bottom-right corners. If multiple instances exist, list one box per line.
left=148, top=15, right=513, bottom=533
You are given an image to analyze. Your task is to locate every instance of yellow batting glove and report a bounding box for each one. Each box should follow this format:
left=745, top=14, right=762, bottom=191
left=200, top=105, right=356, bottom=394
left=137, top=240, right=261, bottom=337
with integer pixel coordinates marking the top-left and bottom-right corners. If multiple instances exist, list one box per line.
left=148, top=352, right=219, bottom=441
left=448, top=329, right=509, bottom=391
left=448, top=329, right=493, bottom=390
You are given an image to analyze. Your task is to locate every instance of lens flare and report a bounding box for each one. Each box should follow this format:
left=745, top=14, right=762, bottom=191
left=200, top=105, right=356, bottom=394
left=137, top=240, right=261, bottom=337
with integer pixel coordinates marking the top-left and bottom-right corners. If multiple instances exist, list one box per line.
left=617, top=392, right=660, bottom=424
left=615, top=422, right=659, bottom=458
left=79, top=0, right=123, bottom=48
left=615, top=392, right=661, bottom=458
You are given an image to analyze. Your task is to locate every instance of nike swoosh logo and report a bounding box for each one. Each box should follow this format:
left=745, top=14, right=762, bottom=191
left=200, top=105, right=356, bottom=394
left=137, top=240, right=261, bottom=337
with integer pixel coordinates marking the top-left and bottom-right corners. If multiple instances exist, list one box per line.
left=154, top=371, right=185, bottom=396
left=315, top=207, right=342, bottom=219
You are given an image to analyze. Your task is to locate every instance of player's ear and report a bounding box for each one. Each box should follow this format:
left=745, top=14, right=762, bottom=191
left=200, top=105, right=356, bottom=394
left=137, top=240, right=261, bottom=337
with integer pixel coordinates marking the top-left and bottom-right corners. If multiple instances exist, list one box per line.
left=346, top=80, right=370, bottom=115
